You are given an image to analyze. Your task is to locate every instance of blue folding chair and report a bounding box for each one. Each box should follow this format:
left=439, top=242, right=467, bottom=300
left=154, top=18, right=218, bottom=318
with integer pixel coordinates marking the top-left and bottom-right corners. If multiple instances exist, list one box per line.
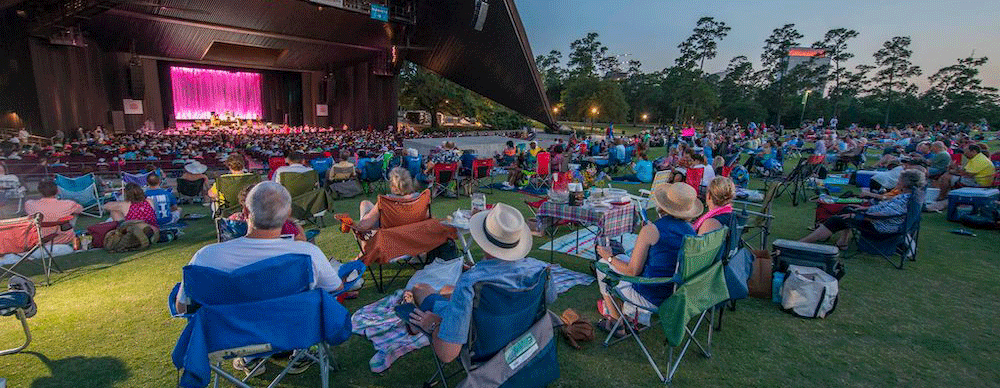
left=122, top=171, right=153, bottom=187
left=361, top=161, right=387, bottom=194
left=851, top=189, right=924, bottom=269
left=55, top=173, right=106, bottom=218
left=423, top=267, right=560, bottom=388
left=405, top=155, right=426, bottom=183
left=309, top=157, right=334, bottom=185
left=169, top=254, right=351, bottom=388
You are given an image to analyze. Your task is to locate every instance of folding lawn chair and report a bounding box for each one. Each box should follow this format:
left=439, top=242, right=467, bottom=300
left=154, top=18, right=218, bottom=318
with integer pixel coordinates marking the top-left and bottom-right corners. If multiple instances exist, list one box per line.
left=360, top=160, right=387, bottom=195
left=309, top=157, right=334, bottom=186
left=55, top=173, right=106, bottom=218
left=169, top=254, right=350, bottom=388
left=420, top=266, right=560, bottom=388
left=278, top=170, right=329, bottom=227
left=849, top=189, right=923, bottom=269
left=431, top=162, right=458, bottom=198
left=595, top=228, right=729, bottom=384
left=353, top=190, right=455, bottom=292
left=122, top=171, right=153, bottom=187
left=176, top=177, right=206, bottom=204
left=267, top=156, right=287, bottom=180
left=212, top=173, right=261, bottom=218
left=732, top=183, right=778, bottom=251
left=526, top=151, right=552, bottom=191
left=405, top=155, right=426, bottom=183
left=462, top=158, right=494, bottom=196
left=684, top=167, right=705, bottom=194
left=0, top=276, right=36, bottom=356
left=0, top=213, right=69, bottom=285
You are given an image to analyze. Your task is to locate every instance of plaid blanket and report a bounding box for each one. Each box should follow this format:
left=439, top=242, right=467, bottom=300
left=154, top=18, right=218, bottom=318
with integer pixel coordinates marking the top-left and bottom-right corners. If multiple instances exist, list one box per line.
left=539, top=230, right=638, bottom=260
left=351, top=263, right=594, bottom=373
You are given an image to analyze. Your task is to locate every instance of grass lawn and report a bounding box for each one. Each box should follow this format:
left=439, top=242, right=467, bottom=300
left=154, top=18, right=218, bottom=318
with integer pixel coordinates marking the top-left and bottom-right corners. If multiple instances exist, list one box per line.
left=2, top=148, right=999, bottom=388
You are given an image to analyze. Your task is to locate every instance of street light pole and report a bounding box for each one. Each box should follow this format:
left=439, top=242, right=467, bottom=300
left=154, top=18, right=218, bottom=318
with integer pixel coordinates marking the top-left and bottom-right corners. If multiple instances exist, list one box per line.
left=799, top=90, right=812, bottom=127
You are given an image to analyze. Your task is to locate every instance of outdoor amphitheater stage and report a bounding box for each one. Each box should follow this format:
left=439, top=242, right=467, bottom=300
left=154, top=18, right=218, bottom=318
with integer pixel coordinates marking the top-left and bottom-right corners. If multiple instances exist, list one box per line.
left=402, top=134, right=570, bottom=157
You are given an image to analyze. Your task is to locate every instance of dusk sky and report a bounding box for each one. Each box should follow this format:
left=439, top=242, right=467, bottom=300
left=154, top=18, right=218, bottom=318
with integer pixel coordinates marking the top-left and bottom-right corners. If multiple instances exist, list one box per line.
left=516, top=0, right=1000, bottom=90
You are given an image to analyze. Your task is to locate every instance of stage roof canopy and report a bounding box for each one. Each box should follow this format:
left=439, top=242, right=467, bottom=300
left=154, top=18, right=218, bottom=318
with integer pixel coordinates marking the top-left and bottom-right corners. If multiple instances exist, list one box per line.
left=4, top=0, right=555, bottom=127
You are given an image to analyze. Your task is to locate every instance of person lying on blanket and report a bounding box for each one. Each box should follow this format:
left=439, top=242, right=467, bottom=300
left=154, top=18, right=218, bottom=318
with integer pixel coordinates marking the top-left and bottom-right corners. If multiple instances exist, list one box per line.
left=397, top=203, right=556, bottom=363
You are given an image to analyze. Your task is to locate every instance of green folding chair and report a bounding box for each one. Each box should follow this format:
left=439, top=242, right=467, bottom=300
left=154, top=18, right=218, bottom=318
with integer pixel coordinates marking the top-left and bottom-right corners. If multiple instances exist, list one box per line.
left=596, top=227, right=729, bottom=384
left=212, top=173, right=261, bottom=218
left=279, top=170, right=330, bottom=227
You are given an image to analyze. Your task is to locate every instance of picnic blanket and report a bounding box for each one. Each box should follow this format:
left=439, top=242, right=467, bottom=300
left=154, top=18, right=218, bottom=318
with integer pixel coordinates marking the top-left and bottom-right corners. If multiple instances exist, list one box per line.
left=539, top=229, right=639, bottom=259
left=481, top=183, right=547, bottom=196
left=351, top=263, right=594, bottom=373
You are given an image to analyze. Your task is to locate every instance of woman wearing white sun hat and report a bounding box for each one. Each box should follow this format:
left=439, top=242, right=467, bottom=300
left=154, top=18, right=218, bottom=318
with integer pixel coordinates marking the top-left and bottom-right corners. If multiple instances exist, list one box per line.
left=404, top=203, right=556, bottom=363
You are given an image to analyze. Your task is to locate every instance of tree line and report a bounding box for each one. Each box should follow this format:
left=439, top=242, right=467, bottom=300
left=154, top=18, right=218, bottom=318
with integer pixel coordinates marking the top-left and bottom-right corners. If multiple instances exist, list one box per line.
left=536, top=19, right=999, bottom=128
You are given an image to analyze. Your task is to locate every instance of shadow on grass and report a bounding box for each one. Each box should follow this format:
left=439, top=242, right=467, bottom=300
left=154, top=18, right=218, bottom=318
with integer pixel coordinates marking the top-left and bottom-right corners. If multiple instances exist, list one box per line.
left=21, top=351, right=130, bottom=388
left=8, top=244, right=180, bottom=285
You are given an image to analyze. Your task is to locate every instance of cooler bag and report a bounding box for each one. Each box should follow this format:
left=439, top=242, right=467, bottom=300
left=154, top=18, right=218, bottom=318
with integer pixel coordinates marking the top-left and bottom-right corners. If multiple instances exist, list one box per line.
left=773, top=239, right=844, bottom=279
left=781, top=264, right=839, bottom=318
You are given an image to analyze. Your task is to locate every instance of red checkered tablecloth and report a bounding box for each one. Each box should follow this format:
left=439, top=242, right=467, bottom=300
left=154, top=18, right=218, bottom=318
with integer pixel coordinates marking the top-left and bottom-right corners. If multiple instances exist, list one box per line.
left=538, top=201, right=635, bottom=237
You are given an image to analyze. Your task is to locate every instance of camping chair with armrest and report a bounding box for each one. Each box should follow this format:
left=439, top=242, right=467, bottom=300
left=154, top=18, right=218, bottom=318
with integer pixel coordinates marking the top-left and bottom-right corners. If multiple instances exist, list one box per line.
left=684, top=167, right=705, bottom=195
left=630, top=171, right=674, bottom=226
left=121, top=171, right=153, bottom=188
left=526, top=152, right=552, bottom=191
left=405, top=155, right=427, bottom=184
left=431, top=163, right=458, bottom=198
left=55, top=173, right=107, bottom=218
left=0, top=279, right=34, bottom=356
left=168, top=254, right=350, bottom=388
left=849, top=189, right=923, bottom=269
left=595, top=228, right=729, bottom=384
left=309, top=157, right=334, bottom=186
left=267, top=157, right=288, bottom=180
left=360, top=160, right=387, bottom=195
left=212, top=173, right=261, bottom=218
left=421, top=267, right=560, bottom=388
left=176, top=177, right=206, bottom=204
left=732, top=182, right=779, bottom=251
left=278, top=170, right=329, bottom=228
left=353, top=190, right=455, bottom=292
left=462, top=158, right=495, bottom=196
left=0, top=213, right=70, bottom=286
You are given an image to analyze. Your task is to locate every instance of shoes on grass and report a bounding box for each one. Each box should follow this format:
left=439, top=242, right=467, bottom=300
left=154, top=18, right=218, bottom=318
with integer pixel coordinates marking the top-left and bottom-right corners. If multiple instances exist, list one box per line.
left=287, top=349, right=315, bottom=375
left=232, top=357, right=266, bottom=378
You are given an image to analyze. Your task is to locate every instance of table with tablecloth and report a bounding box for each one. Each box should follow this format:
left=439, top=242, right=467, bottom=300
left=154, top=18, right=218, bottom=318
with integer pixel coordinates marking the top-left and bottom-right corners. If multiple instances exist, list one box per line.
left=537, top=201, right=635, bottom=261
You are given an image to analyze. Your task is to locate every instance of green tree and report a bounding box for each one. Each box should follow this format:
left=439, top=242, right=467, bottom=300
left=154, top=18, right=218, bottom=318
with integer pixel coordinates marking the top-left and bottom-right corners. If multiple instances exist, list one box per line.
left=535, top=50, right=566, bottom=105
left=567, top=32, right=609, bottom=78
left=924, top=56, right=999, bottom=122
left=758, top=24, right=804, bottom=125
left=718, top=56, right=764, bottom=121
left=620, top=60, right=664, bottom=123
left=812, top=28, right=859, bottom=115
left=661, top=66, right=719, bottom=123
left=561, top=76, right=629, bottom=123
left=675, top=17, right=732, bottom=71
left=872, top=36, right=922, bottom=126
left=398, top=63, right=475, bottom=128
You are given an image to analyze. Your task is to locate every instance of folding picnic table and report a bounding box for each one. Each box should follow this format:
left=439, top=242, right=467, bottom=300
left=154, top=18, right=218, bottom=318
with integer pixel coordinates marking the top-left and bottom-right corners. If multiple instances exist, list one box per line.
left=538, top=201, right=635, bottom=262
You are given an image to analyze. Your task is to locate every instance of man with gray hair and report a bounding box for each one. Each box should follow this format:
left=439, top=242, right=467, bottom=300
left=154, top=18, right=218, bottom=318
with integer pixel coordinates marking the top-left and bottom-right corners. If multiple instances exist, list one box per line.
left=173, top=182, right=342, bottom=376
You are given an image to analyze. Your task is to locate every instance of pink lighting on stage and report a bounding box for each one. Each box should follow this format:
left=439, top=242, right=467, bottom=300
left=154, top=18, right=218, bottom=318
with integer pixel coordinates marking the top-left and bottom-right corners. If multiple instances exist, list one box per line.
left=170, top=66, right=262, bottom=120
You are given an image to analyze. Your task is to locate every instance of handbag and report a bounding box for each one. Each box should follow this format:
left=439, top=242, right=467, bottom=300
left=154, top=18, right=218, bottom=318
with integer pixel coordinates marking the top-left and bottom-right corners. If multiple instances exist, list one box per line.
left=558, top=309, right=594, bottom=349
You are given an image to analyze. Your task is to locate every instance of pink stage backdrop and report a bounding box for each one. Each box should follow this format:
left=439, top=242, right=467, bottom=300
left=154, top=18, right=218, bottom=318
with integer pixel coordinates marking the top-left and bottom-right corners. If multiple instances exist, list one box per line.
left=170, top=66, right=263, bottom=120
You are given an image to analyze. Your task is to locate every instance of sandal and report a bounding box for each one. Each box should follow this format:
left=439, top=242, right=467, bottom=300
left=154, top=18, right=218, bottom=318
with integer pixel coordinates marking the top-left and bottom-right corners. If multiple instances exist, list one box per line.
left=595, top=318, right=627, bottom=339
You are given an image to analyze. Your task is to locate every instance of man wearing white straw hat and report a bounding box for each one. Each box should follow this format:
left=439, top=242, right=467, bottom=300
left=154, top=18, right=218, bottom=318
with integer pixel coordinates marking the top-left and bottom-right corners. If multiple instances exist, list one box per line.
left=594, top=183, right=701, bottom=336
left=405, top=203, right=556, bottom=362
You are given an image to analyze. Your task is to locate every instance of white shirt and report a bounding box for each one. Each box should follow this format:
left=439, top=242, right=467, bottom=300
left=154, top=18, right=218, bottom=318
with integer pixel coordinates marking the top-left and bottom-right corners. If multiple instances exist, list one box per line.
left=872, top=166, right=903, bottom=189
left=177, top=237, right=342, bottom=304
left=272, top=163, right=314, bottom=183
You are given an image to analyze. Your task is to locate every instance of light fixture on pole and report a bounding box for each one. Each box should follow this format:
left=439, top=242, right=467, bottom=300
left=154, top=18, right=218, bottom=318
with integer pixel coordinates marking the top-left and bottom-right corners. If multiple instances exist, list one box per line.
left=799, top=90, right=812, bottom=127
left=590, top=106, right=599, bottom=135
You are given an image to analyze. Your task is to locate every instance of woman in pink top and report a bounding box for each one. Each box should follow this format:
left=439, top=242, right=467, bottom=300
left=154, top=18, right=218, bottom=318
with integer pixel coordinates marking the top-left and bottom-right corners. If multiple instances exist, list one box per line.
left=105, top=183, right=160, bottom=228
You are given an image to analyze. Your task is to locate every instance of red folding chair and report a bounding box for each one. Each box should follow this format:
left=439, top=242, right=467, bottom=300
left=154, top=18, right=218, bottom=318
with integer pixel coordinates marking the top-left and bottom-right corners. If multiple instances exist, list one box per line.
left=950, top=152, right=963, bottom=167
left=685, top=167, right=705, bottom=193
left=720, top=166, right=734, bottom=177
left=267, top=157, right=287, bottom=180
left=431, top=162, right=458, bottom=198
left=0, top=214, right=70, bottom=285
left=463, top=158, right=495, bottom=195
left=528, top=152, right=552, bottom=190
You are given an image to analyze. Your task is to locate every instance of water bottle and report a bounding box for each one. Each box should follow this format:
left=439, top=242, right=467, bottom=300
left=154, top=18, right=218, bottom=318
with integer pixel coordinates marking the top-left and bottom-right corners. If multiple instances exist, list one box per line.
left=772, top=271, right=785, bottom=304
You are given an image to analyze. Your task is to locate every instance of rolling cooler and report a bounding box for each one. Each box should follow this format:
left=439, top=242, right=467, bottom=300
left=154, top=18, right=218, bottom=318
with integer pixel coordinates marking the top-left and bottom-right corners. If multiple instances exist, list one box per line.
left=772, top=239, right=844, bottom=279
left=947, top=187, right=999, bottom=222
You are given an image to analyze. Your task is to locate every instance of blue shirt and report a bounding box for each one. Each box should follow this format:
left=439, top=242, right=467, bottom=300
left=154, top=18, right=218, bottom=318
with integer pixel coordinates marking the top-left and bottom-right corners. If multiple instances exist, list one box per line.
left=633, top=216, right=696, bottom=306
left=634, top=160, right=654, bottom=183
left=433, top=258, right=556, bottom=345
left=145, top=188, right=177, bottom=226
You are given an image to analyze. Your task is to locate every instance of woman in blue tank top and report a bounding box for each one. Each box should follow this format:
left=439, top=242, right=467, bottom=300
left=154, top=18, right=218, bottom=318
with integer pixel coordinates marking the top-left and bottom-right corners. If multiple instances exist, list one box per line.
left=595, top=183, right=702, bottom=336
